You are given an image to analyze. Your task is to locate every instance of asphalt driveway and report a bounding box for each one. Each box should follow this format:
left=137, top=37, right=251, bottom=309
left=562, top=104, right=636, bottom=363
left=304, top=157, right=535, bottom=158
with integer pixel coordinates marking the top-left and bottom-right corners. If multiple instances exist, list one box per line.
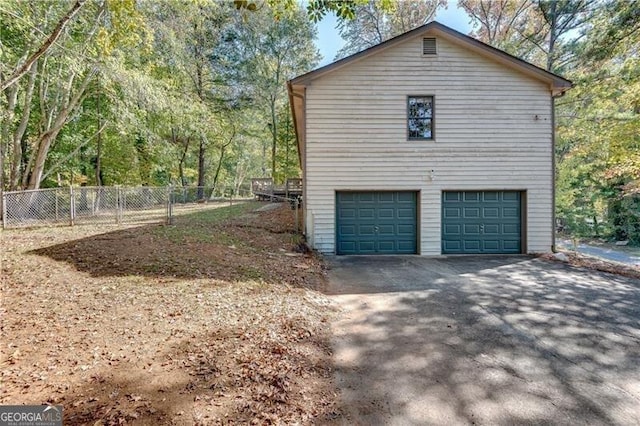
left=325, top=256, right=640, bottom=425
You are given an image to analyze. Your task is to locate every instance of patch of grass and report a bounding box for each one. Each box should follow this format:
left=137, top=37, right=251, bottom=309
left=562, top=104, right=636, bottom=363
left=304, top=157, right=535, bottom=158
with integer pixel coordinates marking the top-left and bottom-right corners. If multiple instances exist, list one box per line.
left=290, top=233, right=305, bottom=246
left=153, top=202, right=263, bottom=243
left=214, top=230, right=244, bottom=246
left=238, top=265, right=265, bottom=281
left=181, top=201, right=262, bottom=225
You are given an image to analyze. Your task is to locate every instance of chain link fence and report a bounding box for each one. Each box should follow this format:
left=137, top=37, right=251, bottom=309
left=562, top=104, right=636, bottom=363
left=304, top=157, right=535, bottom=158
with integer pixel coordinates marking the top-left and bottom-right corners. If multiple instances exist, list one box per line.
left=170, top=185, right=252, bottom=205
left=1, top=185, right=254, bottom=229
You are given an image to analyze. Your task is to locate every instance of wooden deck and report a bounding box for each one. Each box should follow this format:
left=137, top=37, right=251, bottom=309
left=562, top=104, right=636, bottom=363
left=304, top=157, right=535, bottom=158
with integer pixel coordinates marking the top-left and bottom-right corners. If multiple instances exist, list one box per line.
left=251, top=178, right=302, bottom=202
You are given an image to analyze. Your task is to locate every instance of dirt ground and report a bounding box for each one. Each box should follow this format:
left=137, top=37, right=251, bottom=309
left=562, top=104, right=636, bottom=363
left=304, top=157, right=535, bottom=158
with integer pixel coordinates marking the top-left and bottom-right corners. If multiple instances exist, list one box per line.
left=0, top=202, right=339, bottom=425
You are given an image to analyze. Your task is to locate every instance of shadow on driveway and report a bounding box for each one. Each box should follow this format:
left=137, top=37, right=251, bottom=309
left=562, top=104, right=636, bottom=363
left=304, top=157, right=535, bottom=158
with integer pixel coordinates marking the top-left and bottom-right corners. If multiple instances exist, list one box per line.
left=325, top=256, right=640, bottom=425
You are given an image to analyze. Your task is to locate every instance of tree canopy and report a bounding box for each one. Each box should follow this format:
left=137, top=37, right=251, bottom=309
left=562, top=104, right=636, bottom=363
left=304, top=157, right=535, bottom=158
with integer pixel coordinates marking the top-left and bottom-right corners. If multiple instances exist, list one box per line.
left=0, top=0, right=318, bottom=191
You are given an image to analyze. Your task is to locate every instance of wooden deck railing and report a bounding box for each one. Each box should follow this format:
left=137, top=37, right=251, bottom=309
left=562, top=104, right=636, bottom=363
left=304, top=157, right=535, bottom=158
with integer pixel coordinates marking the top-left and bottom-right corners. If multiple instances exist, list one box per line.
left=251, top=178, right=303, bottom=201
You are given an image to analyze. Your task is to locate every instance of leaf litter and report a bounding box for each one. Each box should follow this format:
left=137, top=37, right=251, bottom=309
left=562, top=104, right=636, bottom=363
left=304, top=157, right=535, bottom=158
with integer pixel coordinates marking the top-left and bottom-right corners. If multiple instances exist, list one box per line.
left=541, top=250, right=640, bottom=279
left=0, top=202, right=340, bottom=424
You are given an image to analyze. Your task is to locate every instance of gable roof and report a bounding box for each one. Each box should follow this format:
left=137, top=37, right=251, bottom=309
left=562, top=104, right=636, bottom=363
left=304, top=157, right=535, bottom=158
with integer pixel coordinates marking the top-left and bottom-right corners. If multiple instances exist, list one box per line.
left=287, top=21, right=573, bottom=175
left=290, top=21, right=572, bottom=93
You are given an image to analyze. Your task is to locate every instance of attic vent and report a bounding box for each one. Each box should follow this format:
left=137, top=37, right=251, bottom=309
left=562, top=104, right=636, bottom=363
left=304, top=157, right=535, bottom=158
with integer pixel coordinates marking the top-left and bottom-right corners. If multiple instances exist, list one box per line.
left=422, top=37, right=437, bottom=55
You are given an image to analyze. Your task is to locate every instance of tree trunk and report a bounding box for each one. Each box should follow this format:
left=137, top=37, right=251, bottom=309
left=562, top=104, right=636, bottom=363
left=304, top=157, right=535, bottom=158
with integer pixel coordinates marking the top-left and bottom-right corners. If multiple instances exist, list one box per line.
left=270, top=96, right=277, bottom=181
left=95, top=75, right=102, bottom=186
left=546, top=0, right=557, bottom=72
left=10, top=61, right=38, bottom=189
left=0, top=0, right=87, bottom=92
left=21, top=147, right=34, bottom=189
left=175, top=132, right=189, bottom=187
left=1, top=80, right=18, bottom=192
left=27, top=69, right=94, bottom=189
left=28, top=130, right=61, bottom=189
left=235, top=159, right=248, bottom=196
left=262, top=137, right=267, bottom=176
left=212, top=146, right=226, bottom=194
left=197, top=138, right=205, bottom=199
left=211, top=128, right=235, bottom=195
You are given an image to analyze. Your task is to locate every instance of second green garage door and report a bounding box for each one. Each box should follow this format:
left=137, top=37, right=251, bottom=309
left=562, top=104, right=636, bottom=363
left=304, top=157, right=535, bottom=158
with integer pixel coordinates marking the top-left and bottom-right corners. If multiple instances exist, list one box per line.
left=336, top=191, right=418, bottom=255
left=442, top=191, right=522, bottom=254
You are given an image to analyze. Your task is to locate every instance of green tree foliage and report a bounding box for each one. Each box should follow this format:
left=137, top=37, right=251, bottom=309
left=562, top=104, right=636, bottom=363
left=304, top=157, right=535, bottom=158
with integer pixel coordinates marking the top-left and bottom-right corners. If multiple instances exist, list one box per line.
left=213, top=3, right=319, bottom=182
left=555, top=0, right=640, bottom=243
left=335, top=0, right=446, bottom=59
left=463, top=0, right=639, bottom=243
left=273, top=107, right=299, bottom=184
left=0, top=0, right=151, bottom=189
left=0, top=0, right=319, bottom=194
left=233, top=0, right=380, bottom=23
left=0, top=0, right=88, bottom=91
left=1, top=0, right=100, bottom=189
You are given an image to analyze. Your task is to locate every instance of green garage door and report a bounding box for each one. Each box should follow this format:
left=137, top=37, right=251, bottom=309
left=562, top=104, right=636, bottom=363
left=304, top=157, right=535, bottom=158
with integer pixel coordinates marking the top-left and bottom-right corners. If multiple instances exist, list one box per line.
left=336, top=191, right=417, bottom=255
left=442, top=191, right=522, bottom=254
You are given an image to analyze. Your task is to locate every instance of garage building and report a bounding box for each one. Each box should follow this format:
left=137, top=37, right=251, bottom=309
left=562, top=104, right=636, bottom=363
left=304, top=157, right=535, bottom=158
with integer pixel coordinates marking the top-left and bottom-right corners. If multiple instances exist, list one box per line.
left=288, top=21, right=571, bottom=255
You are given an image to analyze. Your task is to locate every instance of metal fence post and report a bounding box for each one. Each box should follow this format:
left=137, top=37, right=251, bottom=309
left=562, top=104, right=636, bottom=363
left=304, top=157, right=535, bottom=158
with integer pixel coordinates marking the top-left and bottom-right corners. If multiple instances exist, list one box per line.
left=167, top=186, right=173, bottom=225
left=122, top=187, right=126, bottom=222
left=1, top=192, right=6, bottom=230
left=117, top=186, right=124, bottom=224
left=295, top=198, right=299, bottom=234
left=90, top=186, right=96, bottom=216
left=55, top=189, right=59, bottom=221
left=69, top=186, right=75, bottom=226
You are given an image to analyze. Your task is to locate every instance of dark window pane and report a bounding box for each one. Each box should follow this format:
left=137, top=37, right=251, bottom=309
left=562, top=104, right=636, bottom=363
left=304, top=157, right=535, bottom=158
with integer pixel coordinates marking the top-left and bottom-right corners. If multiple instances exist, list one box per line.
left=408, top=118, right=419, bottom=137
left=416, top=119, right=427, bottom=137
left=408, top=96, right=433, bottom=139
left=424, top=103, right=432, bottom=118
left=408, top=102, right=418, bottom=118
left=422, top=119, right=432, bottom=138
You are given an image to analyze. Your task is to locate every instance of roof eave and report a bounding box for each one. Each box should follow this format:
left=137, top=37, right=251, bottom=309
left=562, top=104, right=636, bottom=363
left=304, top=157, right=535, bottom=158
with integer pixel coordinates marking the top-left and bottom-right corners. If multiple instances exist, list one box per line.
left=287, top=82, right=305, bottom=171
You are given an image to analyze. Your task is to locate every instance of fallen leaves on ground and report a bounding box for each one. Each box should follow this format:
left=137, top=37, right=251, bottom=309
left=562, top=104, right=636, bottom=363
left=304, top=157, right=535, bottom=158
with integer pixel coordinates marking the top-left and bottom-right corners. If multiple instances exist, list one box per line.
left=541, top=250, right=640, bottom=280
left=0, top=202, right=340, bottom=424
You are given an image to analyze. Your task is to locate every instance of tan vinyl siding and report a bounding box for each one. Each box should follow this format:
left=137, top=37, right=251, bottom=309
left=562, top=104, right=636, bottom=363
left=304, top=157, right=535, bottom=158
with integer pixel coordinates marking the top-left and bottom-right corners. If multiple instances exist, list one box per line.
left=304, top=34, right=553, bottom=254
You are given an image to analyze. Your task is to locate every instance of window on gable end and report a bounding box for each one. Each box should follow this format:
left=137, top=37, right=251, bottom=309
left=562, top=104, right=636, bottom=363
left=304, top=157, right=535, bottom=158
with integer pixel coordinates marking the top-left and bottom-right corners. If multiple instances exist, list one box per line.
left=408, top=96, right=434, bottom=140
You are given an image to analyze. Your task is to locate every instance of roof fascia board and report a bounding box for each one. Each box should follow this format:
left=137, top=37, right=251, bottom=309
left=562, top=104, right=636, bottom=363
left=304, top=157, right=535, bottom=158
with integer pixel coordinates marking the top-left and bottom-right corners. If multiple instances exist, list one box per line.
left=287, top=82, right=305, bottom=169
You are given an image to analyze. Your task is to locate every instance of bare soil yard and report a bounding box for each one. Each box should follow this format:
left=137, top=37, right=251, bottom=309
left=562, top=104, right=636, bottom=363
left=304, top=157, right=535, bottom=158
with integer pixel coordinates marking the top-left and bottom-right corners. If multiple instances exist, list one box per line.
left=0, top=202, right=338, bottom=425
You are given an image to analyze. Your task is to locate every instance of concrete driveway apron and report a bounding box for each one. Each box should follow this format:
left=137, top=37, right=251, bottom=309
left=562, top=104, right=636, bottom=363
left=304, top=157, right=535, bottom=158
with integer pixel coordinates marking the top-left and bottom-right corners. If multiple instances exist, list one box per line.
left=325, top=256, right=640, bottom=425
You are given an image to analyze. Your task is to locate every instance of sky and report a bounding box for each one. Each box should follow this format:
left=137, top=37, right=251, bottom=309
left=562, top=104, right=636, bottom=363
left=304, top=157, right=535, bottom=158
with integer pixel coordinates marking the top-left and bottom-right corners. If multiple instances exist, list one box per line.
left=315, top=4, right=473, bottom=66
